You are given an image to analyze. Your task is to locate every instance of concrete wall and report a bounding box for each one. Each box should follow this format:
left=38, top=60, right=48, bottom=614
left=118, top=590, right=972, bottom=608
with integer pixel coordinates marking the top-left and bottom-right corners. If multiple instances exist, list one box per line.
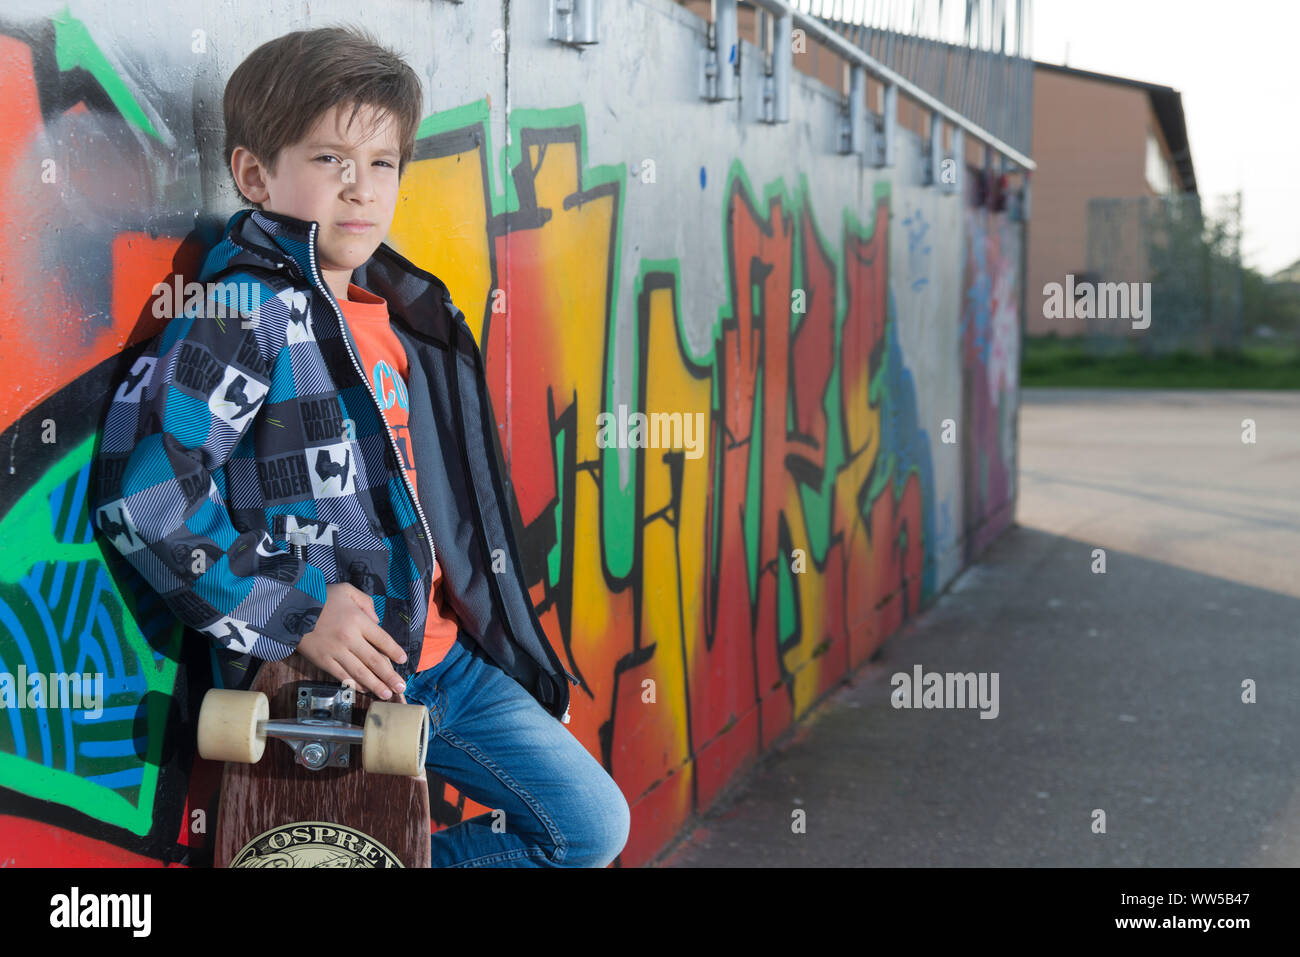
left=0, top=0, right=1023, bottom=866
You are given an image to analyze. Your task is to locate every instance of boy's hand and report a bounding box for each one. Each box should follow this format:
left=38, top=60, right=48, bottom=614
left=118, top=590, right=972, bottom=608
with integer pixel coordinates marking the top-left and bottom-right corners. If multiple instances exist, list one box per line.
left=296, top=583, right=409, bottom=699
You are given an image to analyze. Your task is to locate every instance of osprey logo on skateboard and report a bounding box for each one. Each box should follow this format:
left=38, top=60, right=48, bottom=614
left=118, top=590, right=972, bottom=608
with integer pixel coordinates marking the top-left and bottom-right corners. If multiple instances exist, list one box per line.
left=231, top=822, right=403, bottom=868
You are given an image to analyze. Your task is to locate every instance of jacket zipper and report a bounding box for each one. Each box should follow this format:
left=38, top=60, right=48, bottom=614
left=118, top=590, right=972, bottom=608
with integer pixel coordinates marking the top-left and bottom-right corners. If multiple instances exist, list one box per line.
left=297, top=224, right=571, bottom=717
left=303, top=223, right=437, bottom=583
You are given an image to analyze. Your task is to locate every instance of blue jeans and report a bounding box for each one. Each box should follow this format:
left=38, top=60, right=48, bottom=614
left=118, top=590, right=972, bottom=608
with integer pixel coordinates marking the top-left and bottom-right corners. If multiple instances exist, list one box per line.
left=401, top=630, right=630, bottom=867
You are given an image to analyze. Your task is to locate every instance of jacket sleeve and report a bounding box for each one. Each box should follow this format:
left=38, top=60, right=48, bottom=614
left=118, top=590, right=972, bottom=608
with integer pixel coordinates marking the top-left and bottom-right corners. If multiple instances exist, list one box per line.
left=93, top=279, right=327, bottom=661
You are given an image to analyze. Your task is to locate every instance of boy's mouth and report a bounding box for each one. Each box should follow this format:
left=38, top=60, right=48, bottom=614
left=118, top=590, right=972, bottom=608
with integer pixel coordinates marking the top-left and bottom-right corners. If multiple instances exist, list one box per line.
left=337, top=220, right=375, bottom=234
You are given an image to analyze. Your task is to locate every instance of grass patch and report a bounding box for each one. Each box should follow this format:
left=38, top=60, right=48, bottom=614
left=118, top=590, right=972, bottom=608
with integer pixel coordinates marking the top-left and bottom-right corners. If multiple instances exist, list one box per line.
left=1021, top=337, right=1300, bottom=389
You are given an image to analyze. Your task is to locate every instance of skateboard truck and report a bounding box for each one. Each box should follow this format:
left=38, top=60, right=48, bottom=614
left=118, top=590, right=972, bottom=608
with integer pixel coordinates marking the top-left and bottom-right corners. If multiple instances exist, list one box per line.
left=248, top=684, right=365, bottom=771
left=199, top=680, right=430, bottom=776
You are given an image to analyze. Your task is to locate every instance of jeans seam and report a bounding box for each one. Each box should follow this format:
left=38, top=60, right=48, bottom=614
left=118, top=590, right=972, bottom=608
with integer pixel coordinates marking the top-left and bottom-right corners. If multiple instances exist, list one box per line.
left=438, top=728, right=568, bottom=865
left=445, top=846, right=555, bottom=868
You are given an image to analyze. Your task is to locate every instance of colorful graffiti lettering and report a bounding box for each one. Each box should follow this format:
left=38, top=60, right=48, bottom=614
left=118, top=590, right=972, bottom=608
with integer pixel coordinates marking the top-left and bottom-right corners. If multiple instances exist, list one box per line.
left=388, top=112, right=935, bottom=861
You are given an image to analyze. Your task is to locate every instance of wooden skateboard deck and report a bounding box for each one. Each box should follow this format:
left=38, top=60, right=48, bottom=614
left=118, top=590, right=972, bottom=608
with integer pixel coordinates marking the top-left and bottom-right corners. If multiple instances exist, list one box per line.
left=212, top=654, right=431, bottom=868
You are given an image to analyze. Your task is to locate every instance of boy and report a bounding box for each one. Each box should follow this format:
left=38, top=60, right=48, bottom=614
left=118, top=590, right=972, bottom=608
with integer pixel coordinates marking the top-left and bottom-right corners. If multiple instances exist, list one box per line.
left=93, top=25, right=629, bottom=867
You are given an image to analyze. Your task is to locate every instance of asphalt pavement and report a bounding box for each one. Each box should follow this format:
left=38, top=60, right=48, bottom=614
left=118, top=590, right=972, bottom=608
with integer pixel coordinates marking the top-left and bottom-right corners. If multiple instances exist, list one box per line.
left=655, top=389, right=1300, bottom=866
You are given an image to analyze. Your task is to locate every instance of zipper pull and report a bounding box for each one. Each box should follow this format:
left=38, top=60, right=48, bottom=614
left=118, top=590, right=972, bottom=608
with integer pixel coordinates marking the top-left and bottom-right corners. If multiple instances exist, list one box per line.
left=289, top=530, right=307, bottom=562
left=563, top=668, right=580, bottom=686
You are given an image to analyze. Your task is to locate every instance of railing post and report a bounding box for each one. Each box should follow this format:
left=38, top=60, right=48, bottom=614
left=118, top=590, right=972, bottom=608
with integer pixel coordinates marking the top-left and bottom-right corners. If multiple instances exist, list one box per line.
left=704, top=0, right=739, bottom=102
left=984, top=142, right=995, bottom=207
left=770, top=11, right=792, bottom=123
left=873, top=82, right=897, bottom=168
left=948, top=126, right=965, bottom=195
left=843, top=63, right=867, bottom=155
left=550, top=0, right=599, bottom=45
left=928, top=112, right=943, bottom=186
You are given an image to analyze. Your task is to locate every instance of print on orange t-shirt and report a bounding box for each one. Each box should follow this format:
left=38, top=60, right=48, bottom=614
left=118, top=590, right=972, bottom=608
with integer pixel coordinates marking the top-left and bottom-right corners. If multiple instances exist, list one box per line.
left=337, top=282, right=461, bottom=672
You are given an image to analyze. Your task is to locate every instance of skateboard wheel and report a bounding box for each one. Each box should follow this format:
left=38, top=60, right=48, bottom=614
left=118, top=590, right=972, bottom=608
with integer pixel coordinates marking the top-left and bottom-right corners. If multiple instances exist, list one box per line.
left=362, top=702, right=429, bottom=775
left=198, top=689, right=269, bottom=763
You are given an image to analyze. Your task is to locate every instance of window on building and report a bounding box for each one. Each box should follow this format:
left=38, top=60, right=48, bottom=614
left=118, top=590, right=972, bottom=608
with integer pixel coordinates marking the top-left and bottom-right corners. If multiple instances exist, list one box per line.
left=1145, top=131, right=1173, bottom=195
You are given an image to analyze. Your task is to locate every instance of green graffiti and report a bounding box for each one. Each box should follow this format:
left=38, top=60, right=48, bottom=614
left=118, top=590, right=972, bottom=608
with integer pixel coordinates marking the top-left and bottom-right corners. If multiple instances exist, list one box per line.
left=52, top=6, right=163, bottom=143
left=0, top=435, right=180, bottom=836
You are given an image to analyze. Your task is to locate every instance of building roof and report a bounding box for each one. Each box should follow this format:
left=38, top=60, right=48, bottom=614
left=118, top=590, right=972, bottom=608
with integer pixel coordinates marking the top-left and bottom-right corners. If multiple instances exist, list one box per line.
left=1033, top=61, right=1197, bottom=195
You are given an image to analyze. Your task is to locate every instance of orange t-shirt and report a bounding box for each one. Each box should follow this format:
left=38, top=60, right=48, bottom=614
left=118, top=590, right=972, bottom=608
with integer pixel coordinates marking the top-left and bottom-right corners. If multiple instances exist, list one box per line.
left=337, top=282, right=462, bottom=671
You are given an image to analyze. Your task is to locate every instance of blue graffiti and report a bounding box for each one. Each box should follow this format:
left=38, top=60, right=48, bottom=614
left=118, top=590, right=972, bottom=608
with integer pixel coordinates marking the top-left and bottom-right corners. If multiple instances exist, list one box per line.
left=962, top=218, right=993, bottom=367
left=901, top=205, right=932, bottom=293
left=0, top=461, right=174, bottom=804
left=876, top=287, right=938, bottom=604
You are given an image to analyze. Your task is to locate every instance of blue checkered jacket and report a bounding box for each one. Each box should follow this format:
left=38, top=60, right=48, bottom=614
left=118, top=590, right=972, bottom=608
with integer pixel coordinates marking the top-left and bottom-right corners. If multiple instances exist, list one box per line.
left=93, top=208, right=576, bottom=721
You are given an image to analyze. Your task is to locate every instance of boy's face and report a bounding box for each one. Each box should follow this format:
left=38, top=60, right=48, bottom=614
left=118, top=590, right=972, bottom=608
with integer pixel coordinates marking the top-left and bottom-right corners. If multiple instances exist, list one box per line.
left=231, top=101, right=402, bottom=300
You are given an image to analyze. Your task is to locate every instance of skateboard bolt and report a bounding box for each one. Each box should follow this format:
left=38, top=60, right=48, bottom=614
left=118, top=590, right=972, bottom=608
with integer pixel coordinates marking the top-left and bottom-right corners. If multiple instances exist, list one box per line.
left=302, top=742, right=327, bottom=768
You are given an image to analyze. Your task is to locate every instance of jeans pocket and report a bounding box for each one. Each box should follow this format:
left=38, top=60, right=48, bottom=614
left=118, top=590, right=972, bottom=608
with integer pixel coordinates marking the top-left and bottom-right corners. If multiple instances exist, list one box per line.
left=403, top=672, right=446, bottom=735
left=425, top=682, right=447, bottom=735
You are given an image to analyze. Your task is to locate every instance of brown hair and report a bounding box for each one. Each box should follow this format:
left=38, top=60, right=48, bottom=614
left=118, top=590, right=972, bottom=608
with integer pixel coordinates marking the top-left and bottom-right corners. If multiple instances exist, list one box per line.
left=223, top=25, right=423, bottom=208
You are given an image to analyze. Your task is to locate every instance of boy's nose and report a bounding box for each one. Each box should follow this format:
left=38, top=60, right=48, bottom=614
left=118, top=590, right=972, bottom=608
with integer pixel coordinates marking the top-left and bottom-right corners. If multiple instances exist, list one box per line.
left=339, top=164, right=376, bottom=198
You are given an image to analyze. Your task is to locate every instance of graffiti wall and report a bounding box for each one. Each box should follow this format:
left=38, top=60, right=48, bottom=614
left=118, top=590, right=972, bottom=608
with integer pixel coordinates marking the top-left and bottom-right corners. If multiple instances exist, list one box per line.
left=0, top=0, right=1022, bottom=867
left=961, top=207, right=1022, bottom=561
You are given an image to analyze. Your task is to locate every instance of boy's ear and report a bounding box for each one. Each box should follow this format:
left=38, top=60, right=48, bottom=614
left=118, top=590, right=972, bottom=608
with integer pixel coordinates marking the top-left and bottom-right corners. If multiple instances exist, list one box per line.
left=230, top=145, right=271, bottom=206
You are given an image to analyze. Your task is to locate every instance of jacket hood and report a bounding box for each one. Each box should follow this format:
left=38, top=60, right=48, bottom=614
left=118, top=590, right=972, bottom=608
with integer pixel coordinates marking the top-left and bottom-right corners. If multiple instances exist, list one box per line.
left=199, top=208, right=459, bottom=349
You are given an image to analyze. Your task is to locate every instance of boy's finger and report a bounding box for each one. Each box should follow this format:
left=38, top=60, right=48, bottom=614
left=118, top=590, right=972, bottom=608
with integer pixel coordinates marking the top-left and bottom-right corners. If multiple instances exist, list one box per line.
left=354, top=639, right=403, bottom=693
left=357, top=620, right=408, bottom=692
left=317, top=656, right=356, bottom=690
left=337, top=649, right=393, bottom=700
left=344, top=585, right=381, bottom=624
left=359, top=616, right=408, bottom=667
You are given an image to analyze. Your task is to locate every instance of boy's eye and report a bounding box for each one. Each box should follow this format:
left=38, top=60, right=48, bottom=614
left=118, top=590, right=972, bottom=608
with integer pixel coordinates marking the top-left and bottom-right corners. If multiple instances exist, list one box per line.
left=315, top=155, right=395, bottom=168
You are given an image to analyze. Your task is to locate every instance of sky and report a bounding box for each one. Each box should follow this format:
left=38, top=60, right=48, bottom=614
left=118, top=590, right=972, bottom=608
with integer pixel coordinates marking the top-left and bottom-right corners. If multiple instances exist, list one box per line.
left=1032, top=0, right=1300, bottom=275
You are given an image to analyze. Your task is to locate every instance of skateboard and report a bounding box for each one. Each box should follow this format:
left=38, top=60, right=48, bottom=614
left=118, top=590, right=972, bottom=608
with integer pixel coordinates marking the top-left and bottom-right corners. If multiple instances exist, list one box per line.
left=198, top=653, right=431, bottom=868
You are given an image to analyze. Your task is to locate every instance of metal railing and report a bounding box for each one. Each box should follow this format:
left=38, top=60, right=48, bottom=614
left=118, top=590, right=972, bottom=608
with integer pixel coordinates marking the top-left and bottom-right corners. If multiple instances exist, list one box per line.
left=741, top=0, right=1035, bottom=170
